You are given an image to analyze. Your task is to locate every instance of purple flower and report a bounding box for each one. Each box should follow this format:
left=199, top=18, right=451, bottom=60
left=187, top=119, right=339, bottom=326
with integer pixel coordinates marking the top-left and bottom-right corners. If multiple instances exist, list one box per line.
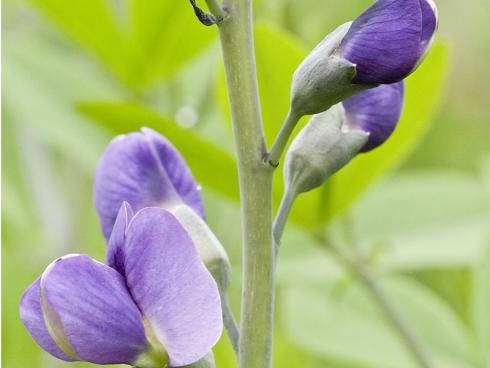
left=94, top=127, right=205, bottom=241
left=339, top=0, right=438, bottom=84
left=342, top=81, right=405, bottom=151
left=20, top=206, right=222, bottom=367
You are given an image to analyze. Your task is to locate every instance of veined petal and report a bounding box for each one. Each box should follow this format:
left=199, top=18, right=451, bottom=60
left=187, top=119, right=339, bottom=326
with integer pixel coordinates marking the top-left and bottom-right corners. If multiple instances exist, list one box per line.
left=124, top=208, right=222, bottom=367
left=106, top=202, right=134, bottom=275
left=339, top=0, right=423, bottom=84
left=94, top=128, right=204, bottom=241
left=19, top=278, right=76, bottom=362
left=342, top=81, right=404, bottom=151
left=40, top=254, right=148, bottom=365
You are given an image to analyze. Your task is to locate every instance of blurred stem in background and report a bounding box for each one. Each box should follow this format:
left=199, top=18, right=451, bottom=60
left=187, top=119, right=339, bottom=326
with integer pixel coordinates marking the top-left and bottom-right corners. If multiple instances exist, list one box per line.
left=273, top=197, right=436, bottom=368
left=215, top=0, right=275, bottom=368
left=327, top=226, right=435, bottom=368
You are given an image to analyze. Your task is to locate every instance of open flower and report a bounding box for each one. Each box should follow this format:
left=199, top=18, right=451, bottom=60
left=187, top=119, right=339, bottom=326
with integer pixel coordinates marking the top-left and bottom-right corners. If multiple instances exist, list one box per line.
left=95, top=129, right=231, bottom=290
left=339, top=0, right=438, bottom=84
left=94, top=127, right=205, bottom=241
left=342, top=81, right=405, bottom=151
left=20, top=207, right=222, bottom=367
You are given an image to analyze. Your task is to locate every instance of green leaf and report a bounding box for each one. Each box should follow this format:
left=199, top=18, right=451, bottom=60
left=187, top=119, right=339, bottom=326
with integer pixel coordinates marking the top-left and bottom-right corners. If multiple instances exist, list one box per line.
left=3, top=35, right=114, bottom=174
left=352, top=171, right=490, bottom=270
left=28, top=0, right=217, bottom=90
left=471, top=242, right=490, bottom=366
left=128, top=0, right=217, bottom=89
left=326, top=43, right=450, bottom=218
left=282, top=276, right=477, bottom=368
left=28, top=0, right=129, bottom=83
left=77, top=101, right=239, bottom=200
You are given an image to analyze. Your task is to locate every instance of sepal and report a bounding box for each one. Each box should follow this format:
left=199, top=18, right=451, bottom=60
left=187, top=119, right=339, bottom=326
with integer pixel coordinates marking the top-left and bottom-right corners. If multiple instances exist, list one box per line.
left=284, top=104, right=368, bottom=194
left=173, top=205, right=231, bottom=294
left=290, top=22, right=374, bottom=116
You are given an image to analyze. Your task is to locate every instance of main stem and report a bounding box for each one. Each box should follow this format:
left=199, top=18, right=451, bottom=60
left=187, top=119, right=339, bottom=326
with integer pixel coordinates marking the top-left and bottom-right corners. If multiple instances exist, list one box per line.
left=217, top=1, right=274, bottom=368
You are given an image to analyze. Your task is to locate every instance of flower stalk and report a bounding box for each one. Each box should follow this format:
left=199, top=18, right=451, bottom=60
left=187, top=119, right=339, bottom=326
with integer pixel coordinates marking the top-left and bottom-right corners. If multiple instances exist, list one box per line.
left=216, top=1, right=275, bottom=367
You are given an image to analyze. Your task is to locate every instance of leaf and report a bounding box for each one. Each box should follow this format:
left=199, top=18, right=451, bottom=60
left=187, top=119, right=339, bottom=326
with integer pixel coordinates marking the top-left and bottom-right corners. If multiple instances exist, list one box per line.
left=28, top=0, right=129, bottom=83
left=282, top=276, right=477, bottom=368
left=352, top=171, right=490, bottom=270
left=326, top=43, right=450, bottom=218
left=28, top=0, right=217, bottom=90
left=77, top=101, right=239, bottom=200
left=128, top=0, right=218, bottom=89
left=3, top=36, right=113, bottom=174
left=471, top=242, right=490, bottom=366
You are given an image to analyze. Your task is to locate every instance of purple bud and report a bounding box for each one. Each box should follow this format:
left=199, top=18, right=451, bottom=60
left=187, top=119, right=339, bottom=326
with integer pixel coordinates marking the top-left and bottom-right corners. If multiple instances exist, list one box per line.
left=94, top=127, right=205, bottom=241
left=339, top=0, right=438, bottom=84
left=342, top=81, right=405, bottom=152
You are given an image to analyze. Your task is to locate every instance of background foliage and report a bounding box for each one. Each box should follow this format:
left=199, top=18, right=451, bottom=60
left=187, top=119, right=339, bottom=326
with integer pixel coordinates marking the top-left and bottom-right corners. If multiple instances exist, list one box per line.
left=2, top=0, right=490, bottom=367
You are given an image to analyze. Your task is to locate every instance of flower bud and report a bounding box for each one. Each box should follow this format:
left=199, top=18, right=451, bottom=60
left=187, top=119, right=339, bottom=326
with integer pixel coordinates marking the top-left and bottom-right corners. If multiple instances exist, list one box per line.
left=290, top=22, right=370, bottom=117
left=284, top=81, right=404, bottom=194
left=289, top=0, right=436, bottom=116
left=284, top=105, right=369, bottom=195
left=339, top=0, right=438, bottom=84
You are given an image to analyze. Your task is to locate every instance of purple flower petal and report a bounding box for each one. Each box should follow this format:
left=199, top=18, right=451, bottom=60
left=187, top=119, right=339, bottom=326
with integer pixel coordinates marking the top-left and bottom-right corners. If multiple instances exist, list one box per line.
left=124, top=208, right=222, bottom=366
left=40, top=254, right=148, bottom=365
left=94, top=128, right=205, bottom=241
left=418, top=0, right=438, bottom=59
left=106, top=202, right=134, bottom=275
left=19, top=278, right=76, bottom=362
left=339, top=0, right=424, bottom=84
left=342, top=81, right=404, bottom=151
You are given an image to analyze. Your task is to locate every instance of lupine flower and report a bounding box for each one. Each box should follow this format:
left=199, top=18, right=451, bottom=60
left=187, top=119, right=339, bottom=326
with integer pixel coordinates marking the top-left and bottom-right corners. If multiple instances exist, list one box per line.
left=339, top=0, right=438, bottom=84
left=94, top=128, right=231, bottom=293
left=94, top=127, right=205, bottom=241
left=284, top=81, right=404, bottom=195
left=290, top=0, right=436, bottom=116
left=342, top=81, right=405, bottom=151
left=20, top=206, right=222, bottom=367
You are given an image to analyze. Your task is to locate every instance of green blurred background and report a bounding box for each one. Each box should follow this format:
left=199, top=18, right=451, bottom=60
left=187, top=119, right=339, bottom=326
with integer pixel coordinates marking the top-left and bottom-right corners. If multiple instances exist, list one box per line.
left=2, top=0, right=490, bottom=367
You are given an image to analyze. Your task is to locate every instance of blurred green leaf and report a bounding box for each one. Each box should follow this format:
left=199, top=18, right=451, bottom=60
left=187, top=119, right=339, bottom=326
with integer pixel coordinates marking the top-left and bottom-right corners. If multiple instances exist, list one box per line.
left=77, top=101, right=239, bottom=200
left=471, top=242, right=490, bottom=366
left=3, top=37, right=112, bottom=174
left=326, top=43, right=450, bottom=218
left=283, top=276, right=477, bottom=368
left=352, top=171, right=490, bottom=270
left=28, top=0, right=217, bottom=90
left=128, top=0, right=217, bottom=89
left=28, top=0, right=129, bottom=82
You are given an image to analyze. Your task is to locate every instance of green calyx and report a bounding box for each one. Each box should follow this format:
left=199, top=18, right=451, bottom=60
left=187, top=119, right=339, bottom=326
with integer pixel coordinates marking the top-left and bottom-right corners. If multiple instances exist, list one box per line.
left=134, top=317, right=169, bottom=368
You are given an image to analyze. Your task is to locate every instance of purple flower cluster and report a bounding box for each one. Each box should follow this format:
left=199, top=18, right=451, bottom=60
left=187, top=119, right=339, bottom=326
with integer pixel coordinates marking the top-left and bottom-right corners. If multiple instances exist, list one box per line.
left=20, top=129, right=222, bottom=367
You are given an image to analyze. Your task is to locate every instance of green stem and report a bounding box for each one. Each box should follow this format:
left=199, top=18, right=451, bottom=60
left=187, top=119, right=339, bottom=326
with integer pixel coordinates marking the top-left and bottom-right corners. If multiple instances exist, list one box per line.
left=221, top=296, right=240, bottom=355
left=217, top=1, right=275, bottom=367
left=204, top=0, right=224, bottom=18
left=272, top=189, right=297, bottom=251
left=266, top=109, right=301, bottom=166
